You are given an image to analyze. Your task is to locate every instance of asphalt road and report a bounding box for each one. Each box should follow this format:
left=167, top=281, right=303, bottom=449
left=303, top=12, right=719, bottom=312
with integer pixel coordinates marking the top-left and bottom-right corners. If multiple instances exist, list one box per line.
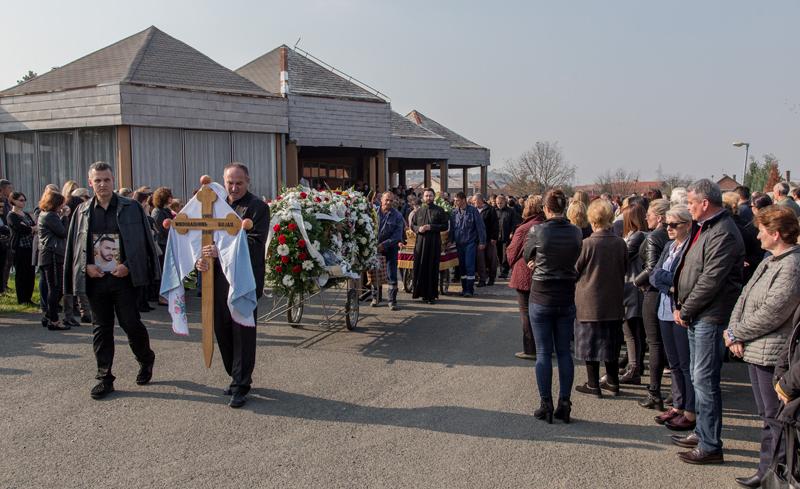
left=0, top=282, right=761, bottom=488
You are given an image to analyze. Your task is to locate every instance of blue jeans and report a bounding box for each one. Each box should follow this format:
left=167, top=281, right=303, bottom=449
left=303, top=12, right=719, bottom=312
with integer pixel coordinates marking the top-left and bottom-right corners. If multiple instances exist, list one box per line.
left=383, top=244, right=398, bottom=285
left=660, top=320, right=694, bottom=412
left=530, top=303, right=575, bottom=400
left=688, top=320, right=725, bottom=453
left=456, top=241, right=477, bottom=280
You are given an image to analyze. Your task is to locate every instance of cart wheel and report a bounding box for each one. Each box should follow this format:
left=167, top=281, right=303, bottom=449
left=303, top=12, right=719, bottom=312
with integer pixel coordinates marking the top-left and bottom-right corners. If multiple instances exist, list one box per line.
left=403, top=269, right=413, bottom=293
left=440, top=269, right=450, bottom=295
left=345, top=288, right=359, bottom=330
left=287, top=293, right=303, bottom=326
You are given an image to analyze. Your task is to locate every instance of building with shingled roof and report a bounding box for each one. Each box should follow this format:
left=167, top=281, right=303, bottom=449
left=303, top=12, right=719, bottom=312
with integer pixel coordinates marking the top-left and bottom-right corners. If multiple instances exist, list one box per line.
left=0, top=26, right=288, bottom=199
left=237, top=46, right=391, bottom=192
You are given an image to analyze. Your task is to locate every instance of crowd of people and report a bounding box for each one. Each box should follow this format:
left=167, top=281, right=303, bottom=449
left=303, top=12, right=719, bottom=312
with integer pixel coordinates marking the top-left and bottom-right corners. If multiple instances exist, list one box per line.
left=4, top=171, right=800, bottom=483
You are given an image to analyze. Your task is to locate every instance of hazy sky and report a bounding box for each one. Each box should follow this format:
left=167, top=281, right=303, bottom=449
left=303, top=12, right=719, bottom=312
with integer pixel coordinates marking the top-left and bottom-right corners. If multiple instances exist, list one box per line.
left=1, top=0, right=798, bottom=184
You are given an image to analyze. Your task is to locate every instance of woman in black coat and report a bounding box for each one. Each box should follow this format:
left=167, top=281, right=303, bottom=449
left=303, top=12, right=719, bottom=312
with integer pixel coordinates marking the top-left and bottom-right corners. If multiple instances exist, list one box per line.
left=634, top=199, right=670, bottom=409
left=7, top=192, right=36, bottom=305
left=620, top=203, right=647, bottom=384
left=37, top=191, right=69, bottom=330
left=151, top=187, right=174, bottom=306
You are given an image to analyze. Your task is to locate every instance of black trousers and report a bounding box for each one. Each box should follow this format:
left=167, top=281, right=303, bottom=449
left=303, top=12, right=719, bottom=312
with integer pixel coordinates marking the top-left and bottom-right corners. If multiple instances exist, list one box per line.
left=642, top=290, right=665, bottom=395
left=13, top=247, right=34, bottom=304
left=622, top=316, right=644, bottom=371
left=0, top=244, right=7, bottom=293
left=496, top=240, right=510, bottom=276
left=88, top=279, right=155, bottom=383
left=213, top=271, right=257, bottom=395
left=749, top=363, right=784, bottom=477
left=515, top=289, right=535, bottom=355
left=42, top=262, right=63, bottom=323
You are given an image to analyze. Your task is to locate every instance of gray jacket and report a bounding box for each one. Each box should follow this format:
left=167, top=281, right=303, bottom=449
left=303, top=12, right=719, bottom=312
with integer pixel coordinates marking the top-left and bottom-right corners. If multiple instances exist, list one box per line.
left=674, top=210, right=745, bottom=325
left=729, top=246, right=800, bottom=367
left=64, top=195, right=160, bottom=295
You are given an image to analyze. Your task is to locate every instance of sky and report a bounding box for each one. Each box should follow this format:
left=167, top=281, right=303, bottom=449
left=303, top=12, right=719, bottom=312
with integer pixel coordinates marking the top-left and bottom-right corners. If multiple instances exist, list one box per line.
left=1, top=0, right=798, bottom=184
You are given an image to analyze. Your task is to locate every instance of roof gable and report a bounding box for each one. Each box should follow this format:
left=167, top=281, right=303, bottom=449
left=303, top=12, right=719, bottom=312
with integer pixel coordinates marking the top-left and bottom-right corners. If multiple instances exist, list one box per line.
left=237, top=46, right=387, bottom=103
left=2, top=26, right=271, bottom=97
left=391, top=111, right=443, bottom=139
left=405, top=110, right=484, bottom=149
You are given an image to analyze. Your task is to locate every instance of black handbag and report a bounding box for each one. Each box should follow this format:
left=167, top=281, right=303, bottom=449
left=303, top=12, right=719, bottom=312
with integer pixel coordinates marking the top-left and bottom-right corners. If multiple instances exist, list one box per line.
left=762, top=420, right=800, bottom=489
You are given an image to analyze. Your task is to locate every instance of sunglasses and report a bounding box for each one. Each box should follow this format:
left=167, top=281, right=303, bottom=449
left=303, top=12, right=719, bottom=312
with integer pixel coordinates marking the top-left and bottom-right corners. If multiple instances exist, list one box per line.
left=666, top=221, right=688, bottom=229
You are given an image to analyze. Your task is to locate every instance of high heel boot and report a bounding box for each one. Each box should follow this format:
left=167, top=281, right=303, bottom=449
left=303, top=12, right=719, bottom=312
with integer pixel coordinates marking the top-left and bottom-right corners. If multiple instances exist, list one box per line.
left=534, top=398, right=554, bottom=424
left=554, top=397, right=572, bottom=424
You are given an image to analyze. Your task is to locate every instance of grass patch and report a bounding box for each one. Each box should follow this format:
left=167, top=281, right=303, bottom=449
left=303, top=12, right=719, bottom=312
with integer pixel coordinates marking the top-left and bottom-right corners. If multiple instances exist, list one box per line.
left=0, top=274, right=41, bottom=315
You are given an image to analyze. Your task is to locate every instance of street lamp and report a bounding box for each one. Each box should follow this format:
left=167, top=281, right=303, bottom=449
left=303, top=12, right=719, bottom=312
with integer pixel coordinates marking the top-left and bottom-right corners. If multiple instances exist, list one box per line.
left=733, top=141, right=750, bottom=186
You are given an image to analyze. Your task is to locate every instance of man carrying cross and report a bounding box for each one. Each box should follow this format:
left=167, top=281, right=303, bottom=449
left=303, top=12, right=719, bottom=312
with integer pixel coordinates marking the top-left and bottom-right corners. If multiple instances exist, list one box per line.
left=195, top=163, right=269, bottom=408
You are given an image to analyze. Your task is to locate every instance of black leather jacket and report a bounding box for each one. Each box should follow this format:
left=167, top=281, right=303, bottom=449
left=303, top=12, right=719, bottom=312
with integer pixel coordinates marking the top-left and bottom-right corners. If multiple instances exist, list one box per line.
left=522, top=217, right=583, bottom=282
left=64, top=196, right=160, bottom=295
left=634, top=226, right=668, bottom=289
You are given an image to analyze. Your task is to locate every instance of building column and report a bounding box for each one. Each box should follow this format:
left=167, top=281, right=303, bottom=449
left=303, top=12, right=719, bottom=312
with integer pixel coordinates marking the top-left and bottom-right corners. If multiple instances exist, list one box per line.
left=377, top=150, right=387, bottom=192
left=424, top=163, right=432, bottom=188
left=480, top=165, right=488, bottom=196
left=440, top=161, right=448, bottom=194
left=115, top=126, right=132, bottom=189
left=462, top=167, right=468, bottom=194
left=285, top=141, right=299, bottom=187
left=399, top=168, right=406, bottom=188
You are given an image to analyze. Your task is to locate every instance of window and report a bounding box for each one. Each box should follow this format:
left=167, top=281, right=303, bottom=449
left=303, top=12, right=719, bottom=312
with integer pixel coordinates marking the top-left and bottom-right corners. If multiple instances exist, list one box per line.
left=4, top=133, right=36, bottom=200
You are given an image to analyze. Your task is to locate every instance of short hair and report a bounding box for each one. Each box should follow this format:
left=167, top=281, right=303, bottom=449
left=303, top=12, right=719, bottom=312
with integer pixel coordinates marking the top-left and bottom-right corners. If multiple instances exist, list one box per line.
left=72, top=188, right=90, bottom=199
left=753, top=194, right=774, bottom=210
left=381, top=191, right=395, bottom=200
left=10, top=191, right=26, bottom=202
left=792, top=188, right=800, bottom=200
left=454, top=191, right=467, bottom=200
left=133, top=186, right=152, bottom=205
left=587, top=199, right=614, bottom=230
left=117, top=188, right=133, bottom=197
left=474, top=193, right=485, bottom=203
left=666, top=205, right=692, bottom=224
left=88, top=161, right=113, bottom=175
left=756, top=205, right=800, bottom=244
left=0, top=179, right=11, bottom=189
left=774, top=181, right=790, bottom=196
left=648, top=198, right=670, bottom=218
left=152, top=187, right=173, bottom=208
left=670, top=187, right=688, bottom=206
left=39, top=190, right=65, bottom=211
left=567, top=201, right=588, bottom=228
left=722, top=192, right=740, bottom=214
left=224, top=162, right=250, bottom=177
left=99, top=236, right=115, bottom=244
left=623, top=203, right=648, bottom=236
left=543, top=189, right=568, bottom=214
left=687, top=179, right=723, bottom=207
left=649, top=189, right=664, bottom=200
left=423, top=188, right=435, bottom=195
left=522, top=195, right=543, bottom=220
left=734, top=185, right=751, bottom=200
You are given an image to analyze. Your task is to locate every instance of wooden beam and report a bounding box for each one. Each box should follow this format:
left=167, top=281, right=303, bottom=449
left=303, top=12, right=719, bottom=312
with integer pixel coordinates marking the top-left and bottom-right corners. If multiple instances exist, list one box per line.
left=116, top=125, right=132, bottom=188
left=285, top=141, right=299, bottom=187
left=480, top=165, right=488, bottom=196
left=462, top=167, right=468, bottom=194
left=368, top=155, right=377, bottom=192
left=376, top=150, right=387, bottom=192
left=399, top=168, right=406, bottom=188
left=424, top=163, right=432, bottom=188
left=440, top=161, right=448, bottom=194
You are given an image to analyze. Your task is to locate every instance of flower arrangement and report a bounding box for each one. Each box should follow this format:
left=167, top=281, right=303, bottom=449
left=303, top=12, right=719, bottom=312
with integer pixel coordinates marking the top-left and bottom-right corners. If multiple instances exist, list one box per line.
left=265, top=187, right=378, bottom=297
left=434, top=193, right=453, bottom=216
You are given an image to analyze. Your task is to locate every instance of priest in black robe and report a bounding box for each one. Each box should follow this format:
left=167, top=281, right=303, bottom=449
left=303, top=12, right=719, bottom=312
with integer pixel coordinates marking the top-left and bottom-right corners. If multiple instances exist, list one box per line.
left=411, top=188, right=449, bottom=304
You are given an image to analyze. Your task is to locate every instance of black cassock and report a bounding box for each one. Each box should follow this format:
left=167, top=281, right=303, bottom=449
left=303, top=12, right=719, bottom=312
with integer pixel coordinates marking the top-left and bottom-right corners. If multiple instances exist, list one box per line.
left=411, top=203, right=449, bottom=300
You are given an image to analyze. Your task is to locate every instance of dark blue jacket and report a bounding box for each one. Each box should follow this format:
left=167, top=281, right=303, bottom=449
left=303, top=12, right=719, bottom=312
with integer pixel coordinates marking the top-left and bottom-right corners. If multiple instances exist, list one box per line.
left=378, top=208, right=404, bottom=251
left=450, top=205, right=486, bottom=246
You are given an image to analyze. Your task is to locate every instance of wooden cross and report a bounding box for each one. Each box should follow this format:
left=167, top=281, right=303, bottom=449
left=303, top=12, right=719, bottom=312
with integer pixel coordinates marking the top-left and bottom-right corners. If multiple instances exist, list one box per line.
left=165, top=175, right=252, bottom=368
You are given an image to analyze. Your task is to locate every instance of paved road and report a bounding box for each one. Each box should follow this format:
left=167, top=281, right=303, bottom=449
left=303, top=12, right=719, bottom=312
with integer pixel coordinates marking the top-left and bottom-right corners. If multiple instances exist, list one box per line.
left=1, top=283, right=760, bottom=488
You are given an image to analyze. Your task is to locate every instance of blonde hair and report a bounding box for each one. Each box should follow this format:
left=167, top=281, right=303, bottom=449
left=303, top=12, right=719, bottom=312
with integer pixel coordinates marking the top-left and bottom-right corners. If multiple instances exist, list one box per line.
left=648, top=198, right=670, bottom=218
left=722, top=192, right=739, bottom=215
left=587, top=199, right=614, bottom=230
left=572, top=190, right=589, bottom=207
left=61, top=180, right=78, bottom=198
left=522, top=195, right=543, bottom=220
left=567, top=201, right=588, bottom=228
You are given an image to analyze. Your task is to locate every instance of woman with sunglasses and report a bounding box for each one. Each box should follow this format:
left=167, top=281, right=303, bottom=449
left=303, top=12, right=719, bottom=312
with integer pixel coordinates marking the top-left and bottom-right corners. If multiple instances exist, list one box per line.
left=650, top=205, right=696, bottom=432
left=7, top=192, right=36, bottom=305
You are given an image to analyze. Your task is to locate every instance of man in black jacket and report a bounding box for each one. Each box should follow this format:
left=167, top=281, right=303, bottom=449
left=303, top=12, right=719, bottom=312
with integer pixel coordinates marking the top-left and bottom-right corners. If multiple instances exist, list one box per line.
left=474, top=194, right=499, bottom=286
left=670, top=179, right=744, bottom=465
left=64, top=162, right=160, bottom=400
left=496, top=195, right=521, bottom=279
left=196, top=163, right=269, bottom=408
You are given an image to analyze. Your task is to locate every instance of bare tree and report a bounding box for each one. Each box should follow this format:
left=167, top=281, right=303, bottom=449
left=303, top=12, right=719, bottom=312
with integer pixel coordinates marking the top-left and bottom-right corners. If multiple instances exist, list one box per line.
left=503, top=141, right=575, bottom=195
left=594, top=168, right=640, bottom=196
left=659, top=172, right=694, bottom=196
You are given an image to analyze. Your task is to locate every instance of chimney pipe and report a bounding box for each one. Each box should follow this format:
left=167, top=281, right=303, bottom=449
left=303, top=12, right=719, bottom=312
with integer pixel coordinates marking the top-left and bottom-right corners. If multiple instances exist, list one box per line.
left=786, top=170, right=792, bottom=182
left=733, top=174, right=736, bottom=184
left=279, top=47, right=289, bottom=96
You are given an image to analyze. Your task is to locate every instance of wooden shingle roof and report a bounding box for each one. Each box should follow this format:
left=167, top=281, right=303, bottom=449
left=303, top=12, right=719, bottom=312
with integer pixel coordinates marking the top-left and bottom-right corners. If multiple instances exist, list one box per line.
left=2, top=26, right=272, bottom=97
left=405, top=110, right=485, bottom=150
left=391, top=111, right=444, bottom=139
left=237, top=46, right=387, bottom=103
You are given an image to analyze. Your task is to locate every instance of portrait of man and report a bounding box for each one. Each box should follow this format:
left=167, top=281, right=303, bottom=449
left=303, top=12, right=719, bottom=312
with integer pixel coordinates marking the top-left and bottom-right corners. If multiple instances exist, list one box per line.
left=93, top=235, right=120, bottom=273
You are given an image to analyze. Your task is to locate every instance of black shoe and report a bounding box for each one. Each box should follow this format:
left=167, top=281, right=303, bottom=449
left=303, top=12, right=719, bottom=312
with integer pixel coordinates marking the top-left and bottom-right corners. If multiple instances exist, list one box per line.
left=476, top=281, right=486, bottom=288
left=554, top=398, right=572, bottom=424
left=671, top=433, right=699, bottom=448
left=223, top=388, right=233, bottom=396
left=47, top=320, right=71, bottom=331
left=619, top=366, right=641, bottom=385
left=638, top=393, right=664, bottom=411
left=734, top=474, right=762, bottom=488
left=534, top=399, right=554, bottom=424
left=599, top=380, right=620, bottom=396
left=41, top=317, right=48, bottom=328
left=575, top=383, right=602, bottom=398
left=136, top=362, right=154, bottom=385
left=90, top=382, right=114, bottom=399
left=80, top=315, right=92, bottom=324
left=487, top=278, right=495, bottom=286
left=64, top=320, right=80, bottom=328
left=229, top=393, right=247, bottom=408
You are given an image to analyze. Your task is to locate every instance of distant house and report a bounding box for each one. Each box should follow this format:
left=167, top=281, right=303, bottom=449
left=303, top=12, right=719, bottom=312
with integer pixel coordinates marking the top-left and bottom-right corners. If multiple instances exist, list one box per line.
left=716, top=175, right=740, bottom=192
left=574, top=180, right=664, bottom=197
